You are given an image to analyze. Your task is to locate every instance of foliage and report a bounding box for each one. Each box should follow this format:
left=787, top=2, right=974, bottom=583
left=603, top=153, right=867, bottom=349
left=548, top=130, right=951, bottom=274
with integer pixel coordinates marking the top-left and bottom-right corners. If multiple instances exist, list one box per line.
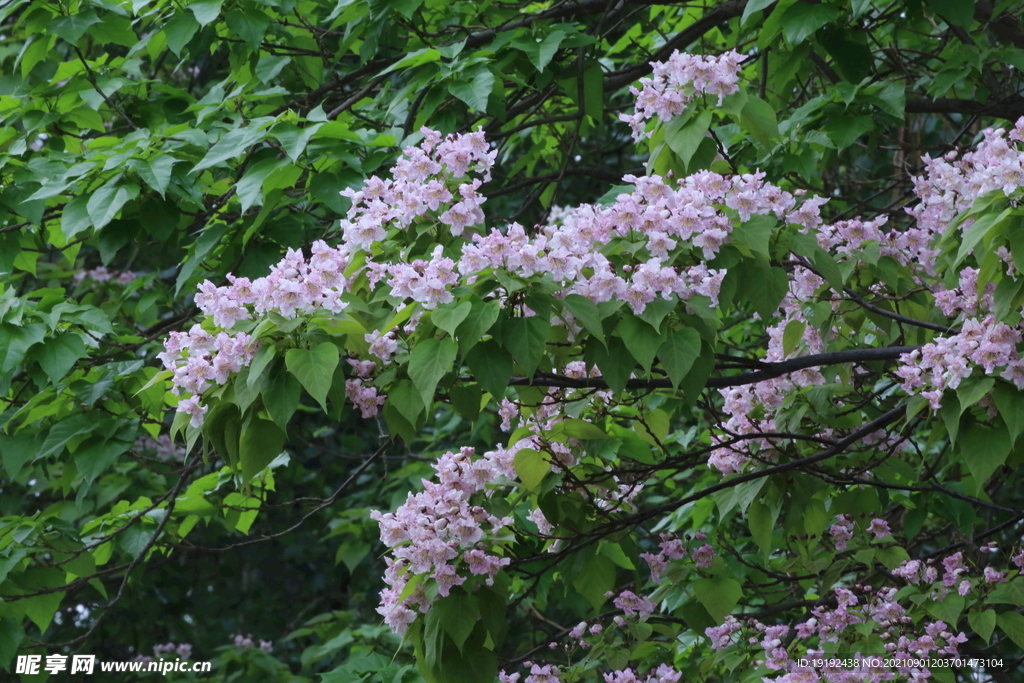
left=3, top=0, right=1024, bottom=682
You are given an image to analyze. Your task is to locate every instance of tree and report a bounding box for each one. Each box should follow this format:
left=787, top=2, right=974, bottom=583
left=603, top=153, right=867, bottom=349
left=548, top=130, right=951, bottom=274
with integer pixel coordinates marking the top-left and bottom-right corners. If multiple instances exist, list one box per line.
left=3, top=0, right=1024, bottom=681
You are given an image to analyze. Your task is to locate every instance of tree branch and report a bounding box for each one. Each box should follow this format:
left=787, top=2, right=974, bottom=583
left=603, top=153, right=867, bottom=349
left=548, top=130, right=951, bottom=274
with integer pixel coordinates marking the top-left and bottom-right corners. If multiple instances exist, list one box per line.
left=500, top=345, right=919, bottom=390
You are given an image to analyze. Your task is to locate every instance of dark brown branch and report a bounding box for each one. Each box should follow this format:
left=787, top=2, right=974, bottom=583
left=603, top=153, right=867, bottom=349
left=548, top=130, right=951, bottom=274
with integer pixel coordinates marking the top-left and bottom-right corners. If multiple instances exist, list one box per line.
left=905, top=96, right=1024, bottom=122
left=500, top=345, right=919, bottom=391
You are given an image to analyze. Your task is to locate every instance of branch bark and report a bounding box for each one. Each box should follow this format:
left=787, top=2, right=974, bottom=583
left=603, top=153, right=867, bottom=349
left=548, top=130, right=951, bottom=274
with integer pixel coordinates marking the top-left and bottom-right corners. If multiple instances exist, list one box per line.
left=502, top=345, right=920, bottom=390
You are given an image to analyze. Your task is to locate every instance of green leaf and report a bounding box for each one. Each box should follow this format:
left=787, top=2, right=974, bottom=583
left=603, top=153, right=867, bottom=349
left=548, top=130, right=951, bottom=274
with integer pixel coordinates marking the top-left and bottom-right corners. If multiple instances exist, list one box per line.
left=824, top=115, right=874, bottom=150
left=87, top=181, right=138, bottom=230
left=239, top=418, right=286, bottom=484
left=617, top=315, right=665, bottom=373
left=587, top=335, right=633, bottom=394
left=237, top=157, right=287, bottom=212
left=206, top=403, right=241, bottom=472
left=456, top=298, right=501, bottom=353
left=851, top=0, right=873, bottom=18
left=583, top=64, right=604, bottom=121
left=694, top=577, right=742, bottom=623
left=265, top=364, right=301, bottom=428
left=955, top=208, right=1010, bottom=268
left=0, top=617, right=25, bottom=670
left=48, top=10, right=101, bottom=44
left=501, top=316, right=549, bottom=378
left=61, top=195, right=93, bottom=240
left=514, top=448, right=549, bottom=491
left=715, top=478, right=765, bottom=518
left=997, top=611, right=1024, bottom=650
left=740, top=95, right=779, bottom=146
left=875, top=545, right=911, bottom=570
left=225, top=7, right=270, bottom=50
left=119, top=524, right=156, bottom=558
left=926, top=593, right=964, bottom=626
left=465, top=340, right=513, bottom=399
left=748, top=499, right=775, bottom=558
left=925, top=0, right=974, bottom=27
left=164, top=12, right=200, bottom=56
left=38, top=414, right=97, bottom=459
left=658, top=328, right=701, bottom=389
left=993, top=383, right=1024, bottom=442
left=562, top=294, right=605, bottom=346
left=664, top=109, right=712, bottom=167
left=449, top=383, right=481, bottom=421
left=599, top=542, right=635, bottom=570
left=193, top=126, right=269, bottom=173
left=409, top=338, right=458, bottom=408
left=811, top=246, right=844, bottom=292
left=634, top=409, right=668, bottom=448
left=782, top=319, right=806, bottom=357
left=987, top=577, right=1024, bottom=606
left=741, top=0, right=778, bottom=24
left=433, top=590, right=479, bottom=653
left=968, top=609, right=996, bottom=643
left=388, top=379, right=425, bottom=426
left=778, top=3, right=839, bottom=45
left=189, top=0, right=224, bottom=26
left=0, top=432, right=43, bottom=480
left=33, top=332, right=86, bottom=384
left=256, top=55, right=291, bottom=83
left=559, top=418, right=608, bottom=440
left=432, top=301, right=472, bottom=338
left=75, top=436, right=133, bottom=487
left=449, top=68, right=495, bottom=111
left=270, top=122, right=324, bottom=162
left=639, top=297, right=676, bottom=333
left=573, top=554, right=615, bottom=611
left=247, top=344, right=276, bottom=387
left=22, top=586, right=65, bottom=634
left=732, top=214, right=776, bottom=257
left=957, top=376, right=995, bottom=415
left=745, top=257, right=789, bottom=320
left=960, top=423, right=1010, bottom=494
left=285, top=342, right=340, bottom=412
left=515, top=30, right=566, bottom=72
left=137, top=154, right=178, bottom=198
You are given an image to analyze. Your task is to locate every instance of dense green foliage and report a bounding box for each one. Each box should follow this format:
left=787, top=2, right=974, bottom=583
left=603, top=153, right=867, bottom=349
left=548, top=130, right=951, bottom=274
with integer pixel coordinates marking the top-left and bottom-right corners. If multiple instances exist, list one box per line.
left=3, top=0, right=1024, bottom=682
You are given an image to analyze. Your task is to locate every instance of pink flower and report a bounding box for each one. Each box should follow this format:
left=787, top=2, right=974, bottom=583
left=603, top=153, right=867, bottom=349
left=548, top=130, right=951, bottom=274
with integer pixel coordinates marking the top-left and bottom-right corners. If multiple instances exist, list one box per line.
left=693, top=544, right=714, bottom=568
left=983, top=566, right=1007, bottom=583
left=868, top=518, right=891, bottom=538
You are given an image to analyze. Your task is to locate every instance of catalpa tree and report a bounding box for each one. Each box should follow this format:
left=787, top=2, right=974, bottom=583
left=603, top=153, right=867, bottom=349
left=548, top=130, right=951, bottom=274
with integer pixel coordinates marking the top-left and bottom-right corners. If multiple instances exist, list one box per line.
left=2, top=0, right=1024, bottom=682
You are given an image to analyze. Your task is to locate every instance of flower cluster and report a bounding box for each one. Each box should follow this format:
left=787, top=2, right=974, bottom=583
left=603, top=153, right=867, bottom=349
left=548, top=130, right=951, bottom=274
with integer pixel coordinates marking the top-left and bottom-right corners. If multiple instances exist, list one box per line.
left=344, top=379, right=386, bottom=418
left=907, top=121, right=1024, bottom=252
left=154, top=642, right=192, bottom=659
left=370, top=446, right=516, bottom=634
left=169, top=104, right=845, bottom=429
left=500, top=663, right=682, bottom=683
left=892, top=548, right=1023, bottom=598
left=620, top=49, right=744, bottom=140
left=73, top=265, right=137, bottom=285
left=708, top=585, right=969, bottom=683
left=340, top=127, right=495, bottom=245
left=133, top=642, right=192, bottom=663
left=708, top=266, right=832, bottom=474
left=158, top=325, right=257, bottom=427
left=231, top=634, right=273, bottom=652
left=609, top=589, right=656, bottom=618
left=196, top=241, right=352, bottom=325
left=603, top=665, right=683, bottom=683
left=896, top=315, right=1024, bottom=410
left=133, top=434, right=186, bottom=462
left=640, top=533, right=715, bottom=584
